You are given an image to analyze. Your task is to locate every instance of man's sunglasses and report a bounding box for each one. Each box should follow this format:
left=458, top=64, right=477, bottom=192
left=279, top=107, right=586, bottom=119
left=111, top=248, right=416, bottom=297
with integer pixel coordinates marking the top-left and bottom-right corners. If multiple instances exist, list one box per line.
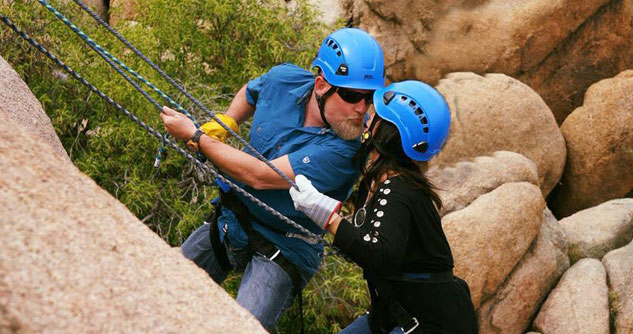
left=334, top=86, right=373, bottom=104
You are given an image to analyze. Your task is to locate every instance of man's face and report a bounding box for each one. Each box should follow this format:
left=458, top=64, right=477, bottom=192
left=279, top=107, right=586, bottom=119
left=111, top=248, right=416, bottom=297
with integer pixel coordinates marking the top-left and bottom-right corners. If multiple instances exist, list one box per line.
left=324, top=86, right=374, bottom=140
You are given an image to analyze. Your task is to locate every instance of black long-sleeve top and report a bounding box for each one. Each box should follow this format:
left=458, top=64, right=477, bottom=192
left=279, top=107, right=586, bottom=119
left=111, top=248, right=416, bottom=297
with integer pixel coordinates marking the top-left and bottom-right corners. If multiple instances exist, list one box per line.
left=332, top=176, right=459, bottom=332
left=333, top=176, right=454, bottom=275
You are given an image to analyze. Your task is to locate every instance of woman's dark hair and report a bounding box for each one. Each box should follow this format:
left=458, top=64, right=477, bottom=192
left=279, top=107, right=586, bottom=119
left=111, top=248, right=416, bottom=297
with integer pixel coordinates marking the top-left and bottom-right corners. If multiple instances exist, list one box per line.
left=354, top=119, right=443, bottom=210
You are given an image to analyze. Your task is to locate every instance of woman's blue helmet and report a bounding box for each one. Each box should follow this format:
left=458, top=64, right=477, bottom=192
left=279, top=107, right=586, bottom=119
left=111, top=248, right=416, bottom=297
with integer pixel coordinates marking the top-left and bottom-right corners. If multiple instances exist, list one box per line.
left=312, top=28, right=385, bottom=90
left=373, top=81, right=451, bottom=161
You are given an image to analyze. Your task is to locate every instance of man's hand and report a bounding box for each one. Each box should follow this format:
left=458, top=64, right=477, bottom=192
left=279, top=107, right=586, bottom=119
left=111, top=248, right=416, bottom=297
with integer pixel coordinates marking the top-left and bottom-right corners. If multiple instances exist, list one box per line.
left=160, top=106, right=197, bottom=141
left=200, top=114, right=239, bottom=143
left=289, top=175, right=342, bottom=230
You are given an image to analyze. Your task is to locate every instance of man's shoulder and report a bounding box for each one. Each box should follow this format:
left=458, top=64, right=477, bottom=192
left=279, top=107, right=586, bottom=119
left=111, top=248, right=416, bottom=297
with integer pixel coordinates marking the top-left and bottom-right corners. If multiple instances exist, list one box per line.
left=266, top=63, right=313, bottom=81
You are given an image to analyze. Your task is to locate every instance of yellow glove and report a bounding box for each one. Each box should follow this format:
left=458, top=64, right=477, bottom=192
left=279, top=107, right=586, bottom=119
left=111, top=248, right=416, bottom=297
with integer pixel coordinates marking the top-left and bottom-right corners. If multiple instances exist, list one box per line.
left=200, top=114, right=239, bottom=143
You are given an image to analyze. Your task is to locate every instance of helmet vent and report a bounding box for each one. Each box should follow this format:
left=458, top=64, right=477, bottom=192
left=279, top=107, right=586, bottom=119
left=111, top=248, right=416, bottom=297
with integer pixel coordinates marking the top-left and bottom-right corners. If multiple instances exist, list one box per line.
left=325, top=39, right=343, bottom=57
left=383, top=91, right=396, bottom=105
left=413, top=141, right=428, bottom=153
left=409, top=100, right=417, bottom=108
left=423, top=127, right=429, bottom=133
left=421, top=117, right=428, bottom=124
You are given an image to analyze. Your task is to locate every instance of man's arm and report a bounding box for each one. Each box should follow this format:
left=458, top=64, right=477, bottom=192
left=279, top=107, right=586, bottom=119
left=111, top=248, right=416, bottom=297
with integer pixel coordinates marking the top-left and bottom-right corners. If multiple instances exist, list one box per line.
left=198, top=134, right=295, bottom=190
left=226, top=84, right=255, bottom=124
left=160, top=106, right=295, bottom=190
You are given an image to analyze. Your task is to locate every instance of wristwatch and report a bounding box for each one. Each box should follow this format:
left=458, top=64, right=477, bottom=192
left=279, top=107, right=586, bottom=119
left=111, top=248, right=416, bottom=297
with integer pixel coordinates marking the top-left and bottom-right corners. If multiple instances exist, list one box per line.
left=186, top=129, right=204, bottom=152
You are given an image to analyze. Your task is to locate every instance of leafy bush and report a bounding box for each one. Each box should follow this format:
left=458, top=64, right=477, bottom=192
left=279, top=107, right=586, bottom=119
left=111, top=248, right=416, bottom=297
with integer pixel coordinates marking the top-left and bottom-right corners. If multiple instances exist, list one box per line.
left=1, top=0, right=369, bottom=332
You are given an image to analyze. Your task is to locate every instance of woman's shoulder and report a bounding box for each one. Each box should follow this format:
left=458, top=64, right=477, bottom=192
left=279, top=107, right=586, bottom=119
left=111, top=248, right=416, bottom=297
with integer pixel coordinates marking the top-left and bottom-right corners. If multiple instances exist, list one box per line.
left=371, top=176, right=419, bottom=204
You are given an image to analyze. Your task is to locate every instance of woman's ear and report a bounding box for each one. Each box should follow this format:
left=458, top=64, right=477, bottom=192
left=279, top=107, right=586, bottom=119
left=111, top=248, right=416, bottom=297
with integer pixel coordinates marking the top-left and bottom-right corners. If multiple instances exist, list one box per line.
left=314, top=75, right=332, bottom=95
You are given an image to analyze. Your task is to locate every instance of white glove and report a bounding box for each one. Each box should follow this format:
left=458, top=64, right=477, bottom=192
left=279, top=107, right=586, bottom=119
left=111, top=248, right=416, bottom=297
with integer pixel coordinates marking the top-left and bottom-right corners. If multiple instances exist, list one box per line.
left=289, top=175, right=342, bottom=230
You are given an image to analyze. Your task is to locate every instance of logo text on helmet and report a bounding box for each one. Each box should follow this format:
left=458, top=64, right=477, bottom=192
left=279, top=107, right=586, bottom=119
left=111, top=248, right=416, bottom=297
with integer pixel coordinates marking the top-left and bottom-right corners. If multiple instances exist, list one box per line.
left=364, top=74, right=374, bottom=80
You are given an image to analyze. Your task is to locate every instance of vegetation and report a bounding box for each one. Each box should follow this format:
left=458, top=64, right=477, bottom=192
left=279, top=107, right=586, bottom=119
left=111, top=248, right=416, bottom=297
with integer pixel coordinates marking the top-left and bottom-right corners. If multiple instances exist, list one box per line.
left=1, top=0, right=368, bottom=332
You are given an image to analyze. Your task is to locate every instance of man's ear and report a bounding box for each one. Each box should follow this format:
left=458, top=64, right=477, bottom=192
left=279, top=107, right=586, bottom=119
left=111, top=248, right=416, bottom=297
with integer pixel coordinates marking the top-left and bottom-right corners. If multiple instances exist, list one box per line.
left=314, top=75, right=332, bottom=95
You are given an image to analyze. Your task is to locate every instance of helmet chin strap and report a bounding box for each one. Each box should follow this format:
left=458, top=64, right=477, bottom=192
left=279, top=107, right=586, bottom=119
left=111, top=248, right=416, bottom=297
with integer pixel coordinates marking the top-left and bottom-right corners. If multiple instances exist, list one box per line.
left=356, top=116, right=381, bottom=170
left=315, top=87, right=336, bottom=128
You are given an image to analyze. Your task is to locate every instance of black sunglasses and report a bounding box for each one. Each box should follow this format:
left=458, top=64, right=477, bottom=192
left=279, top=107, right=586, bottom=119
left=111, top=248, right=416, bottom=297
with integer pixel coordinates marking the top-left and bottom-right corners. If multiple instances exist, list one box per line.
left=335, top=86, right=373, bottom=104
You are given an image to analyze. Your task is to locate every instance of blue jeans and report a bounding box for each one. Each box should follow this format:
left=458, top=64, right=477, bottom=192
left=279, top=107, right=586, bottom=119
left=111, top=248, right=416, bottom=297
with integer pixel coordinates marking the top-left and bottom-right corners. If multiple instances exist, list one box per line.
left=340, top=314, right=405, bottom=334
left=181, top=222, right=310, bottom=331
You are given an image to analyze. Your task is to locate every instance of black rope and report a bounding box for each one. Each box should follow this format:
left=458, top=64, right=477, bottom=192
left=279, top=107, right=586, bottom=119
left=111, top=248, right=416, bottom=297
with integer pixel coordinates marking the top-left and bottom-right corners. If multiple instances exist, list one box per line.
left=0, top=13, right=322, bottom=243
left=69, top=0, right=299, bottom=190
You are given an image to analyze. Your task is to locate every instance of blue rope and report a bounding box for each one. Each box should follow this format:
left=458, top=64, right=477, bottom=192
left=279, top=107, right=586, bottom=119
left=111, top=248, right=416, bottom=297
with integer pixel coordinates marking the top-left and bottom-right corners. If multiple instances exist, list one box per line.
left=37, top=0, right=197, bottom=125
left=66, top=0, right=299, bottom=190
left=0, top=12, right=322, bottom=243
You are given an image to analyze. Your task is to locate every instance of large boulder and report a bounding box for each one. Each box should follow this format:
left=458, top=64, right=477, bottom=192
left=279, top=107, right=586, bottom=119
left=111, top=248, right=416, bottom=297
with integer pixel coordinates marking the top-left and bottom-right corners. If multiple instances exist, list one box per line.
left=0, top=56, right=69, bottom=162
left=602, top=241, right=633, bottom=333
left=349, top=0, right=633, bottom=123
left=559, top=198, right=633, bottom=263
left=0, top=110, right=266, bottom=333
left=428, top=151, right=539, bottom=217
left=549, top=70, right=633, bottom=218
left=443, top=182, right=545, bottom=308
left=432, top=72, right=566, bottom=196
left=532, top=258, right=610, bottom=334
left=477, top=208, right=569, bottom=334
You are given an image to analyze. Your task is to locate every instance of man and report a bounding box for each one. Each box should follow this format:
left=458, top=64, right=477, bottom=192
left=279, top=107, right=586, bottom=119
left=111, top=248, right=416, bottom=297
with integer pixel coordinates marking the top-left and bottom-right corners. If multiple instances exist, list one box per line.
left=160, top=27, right=384, bottom=330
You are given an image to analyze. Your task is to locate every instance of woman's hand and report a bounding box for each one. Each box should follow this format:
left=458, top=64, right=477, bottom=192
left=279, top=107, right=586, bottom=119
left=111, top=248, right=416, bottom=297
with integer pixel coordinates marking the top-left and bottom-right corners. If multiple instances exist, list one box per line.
left=160, top=106, right=197, bottom=141
left=289, top=175, right=342, bottom=230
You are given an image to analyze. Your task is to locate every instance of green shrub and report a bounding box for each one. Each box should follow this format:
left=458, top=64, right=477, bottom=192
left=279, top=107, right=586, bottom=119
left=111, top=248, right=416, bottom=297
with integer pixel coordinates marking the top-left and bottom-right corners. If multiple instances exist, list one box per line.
left=1, top=0, right=369, bottom=332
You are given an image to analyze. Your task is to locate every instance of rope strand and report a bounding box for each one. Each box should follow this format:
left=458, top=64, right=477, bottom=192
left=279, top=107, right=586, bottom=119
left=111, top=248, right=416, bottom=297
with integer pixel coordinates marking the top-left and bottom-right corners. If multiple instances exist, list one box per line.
left=0, top=12, right=323, bottom=243
left=67, top=0, right=299, bottom=190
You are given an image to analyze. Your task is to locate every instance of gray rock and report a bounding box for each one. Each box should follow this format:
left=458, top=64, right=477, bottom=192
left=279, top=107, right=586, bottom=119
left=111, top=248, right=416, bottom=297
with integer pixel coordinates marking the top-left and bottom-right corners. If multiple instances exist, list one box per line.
left=477, top=208, right=569, bottom=334
left=428, top=151, right=539, bottom=217
left=443, top=182, right=545, bottom=308
left=550, top=71, right=633, bottom=218
left=0, top=56, right=69, bottom=162
left=602, top=241, right=633, bottom=333
left=533, top=258, right=609, bottom=334
left=431, top=72, right=566, bottom=197
left=350, top=0, right=633, bottom=123
left=0, top=112, right=266, bottom=334
left=559, top=198, right=633, bottom=263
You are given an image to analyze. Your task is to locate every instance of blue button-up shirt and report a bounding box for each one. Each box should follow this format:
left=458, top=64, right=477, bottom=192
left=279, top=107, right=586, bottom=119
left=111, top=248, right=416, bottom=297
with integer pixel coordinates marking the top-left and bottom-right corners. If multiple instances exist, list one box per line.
left=218, top=63, right=360, bottom=275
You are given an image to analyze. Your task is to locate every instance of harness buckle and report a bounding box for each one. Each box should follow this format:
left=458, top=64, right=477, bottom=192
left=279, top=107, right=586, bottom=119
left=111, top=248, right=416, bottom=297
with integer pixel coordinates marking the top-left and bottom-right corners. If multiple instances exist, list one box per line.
left=401, top=317, right=419, bottom=334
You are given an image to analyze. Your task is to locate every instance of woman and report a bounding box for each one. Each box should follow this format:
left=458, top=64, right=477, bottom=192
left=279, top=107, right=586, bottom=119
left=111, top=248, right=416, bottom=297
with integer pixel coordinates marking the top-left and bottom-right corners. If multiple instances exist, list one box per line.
left=289, top=81, right=478, bottom=334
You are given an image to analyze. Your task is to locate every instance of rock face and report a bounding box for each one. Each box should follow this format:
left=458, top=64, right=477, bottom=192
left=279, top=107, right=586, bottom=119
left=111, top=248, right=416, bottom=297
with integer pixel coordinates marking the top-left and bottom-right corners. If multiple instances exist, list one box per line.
left=549, top=70, right=633, bottom=218
left=432, top=72, right=566, bottom=196
left=532, top=258, right=610, bottom=334
left=602, top=241, right=633, bottom=334
left=428, top=151, right=539, bottom=217
left=559, top=199, right=633, bottom=263
left=0, top=111, right=266, bottom=333
left=349, top=0, right=633, bottom=124
left=477, top=208, right=569, bottom=334
left=286, top=0, right=346, bottom=26
left=443, top=182, right=545, bottom=308
left=0, top=56, right=69, bottom=162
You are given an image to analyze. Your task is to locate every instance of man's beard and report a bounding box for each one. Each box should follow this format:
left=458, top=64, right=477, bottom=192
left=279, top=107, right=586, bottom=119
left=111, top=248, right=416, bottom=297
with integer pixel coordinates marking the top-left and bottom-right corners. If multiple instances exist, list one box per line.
left=331, top=119, right=364, bottom=140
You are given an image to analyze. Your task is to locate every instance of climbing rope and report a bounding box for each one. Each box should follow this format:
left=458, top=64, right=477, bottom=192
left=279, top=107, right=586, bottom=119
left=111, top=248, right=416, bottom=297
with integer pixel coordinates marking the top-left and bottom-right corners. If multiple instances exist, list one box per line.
left=45, top=0, right=299, bottom=190
left=0, top=12, right=323, bottom=244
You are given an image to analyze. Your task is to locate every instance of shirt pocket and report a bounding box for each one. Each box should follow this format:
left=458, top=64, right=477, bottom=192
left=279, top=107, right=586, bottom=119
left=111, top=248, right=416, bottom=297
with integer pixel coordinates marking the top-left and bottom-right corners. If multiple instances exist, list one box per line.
left=249, top=121, right=277, bottom=152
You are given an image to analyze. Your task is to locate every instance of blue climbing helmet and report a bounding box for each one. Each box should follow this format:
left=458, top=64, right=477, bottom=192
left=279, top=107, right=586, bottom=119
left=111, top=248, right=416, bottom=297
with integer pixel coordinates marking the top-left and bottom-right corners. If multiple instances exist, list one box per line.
left=373, top=80, right=451, bottom=161
left=312, top=28, right=385, bottom=90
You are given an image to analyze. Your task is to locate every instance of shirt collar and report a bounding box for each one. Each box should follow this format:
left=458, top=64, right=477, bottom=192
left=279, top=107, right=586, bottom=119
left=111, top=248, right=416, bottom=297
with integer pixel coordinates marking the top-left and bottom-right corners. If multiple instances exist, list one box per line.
left=289, top=81, right=314, bottom=105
